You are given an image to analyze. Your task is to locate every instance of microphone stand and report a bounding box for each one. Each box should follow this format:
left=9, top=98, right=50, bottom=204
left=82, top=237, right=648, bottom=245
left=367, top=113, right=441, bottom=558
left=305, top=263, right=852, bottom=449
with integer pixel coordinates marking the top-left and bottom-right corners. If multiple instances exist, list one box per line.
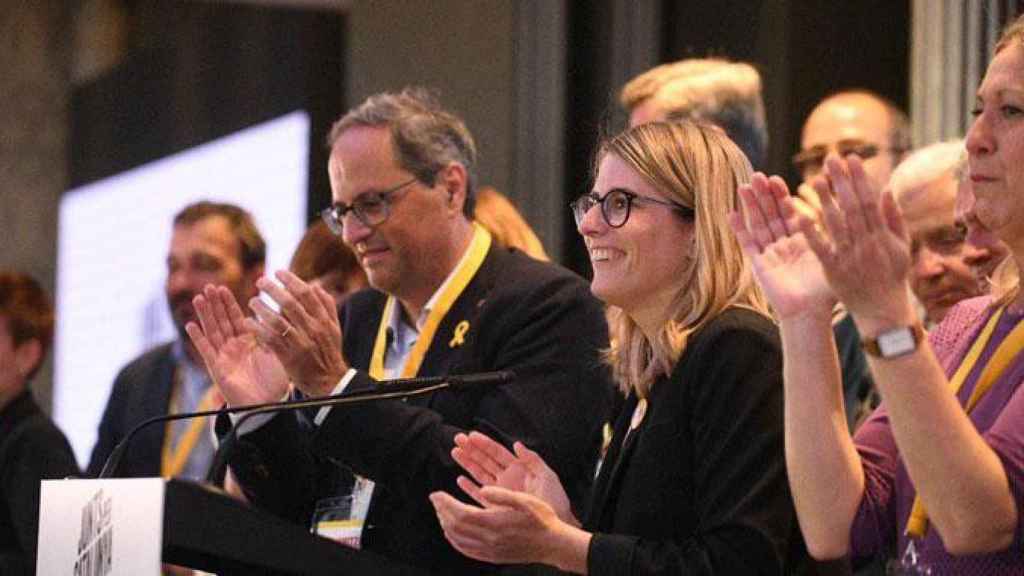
left=204, top=382, right=450, bottom=484
left=98, top=371, right=513, bottom=479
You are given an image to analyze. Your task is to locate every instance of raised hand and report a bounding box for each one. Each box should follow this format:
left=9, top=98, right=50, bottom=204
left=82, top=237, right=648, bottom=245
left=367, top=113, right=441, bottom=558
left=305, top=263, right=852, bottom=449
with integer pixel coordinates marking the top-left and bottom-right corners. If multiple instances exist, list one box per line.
left=246, top=270, right=349, bottom=397
left=186, top=285, right=289, bottom=406
left=450, top=432, right=577, bottom=526
left=729, top=172, right=835, bottom=321
left=800, top=154, right=916, bottom=330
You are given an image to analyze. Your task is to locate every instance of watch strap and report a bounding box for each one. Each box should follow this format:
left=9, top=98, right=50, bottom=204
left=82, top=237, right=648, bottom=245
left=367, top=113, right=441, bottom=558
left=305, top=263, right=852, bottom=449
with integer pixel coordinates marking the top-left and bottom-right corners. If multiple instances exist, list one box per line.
left=861, top=324, right=925, bottom=358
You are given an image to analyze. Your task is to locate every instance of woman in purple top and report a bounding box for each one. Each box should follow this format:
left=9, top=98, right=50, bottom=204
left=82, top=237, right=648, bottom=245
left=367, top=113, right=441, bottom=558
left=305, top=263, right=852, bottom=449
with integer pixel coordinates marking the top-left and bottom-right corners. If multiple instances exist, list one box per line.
left=729, top=15, right=1024, bottom=574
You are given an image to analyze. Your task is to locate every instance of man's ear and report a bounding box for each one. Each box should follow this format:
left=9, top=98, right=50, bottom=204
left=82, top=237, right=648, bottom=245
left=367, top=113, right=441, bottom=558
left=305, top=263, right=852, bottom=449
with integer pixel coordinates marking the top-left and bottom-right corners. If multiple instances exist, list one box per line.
left=14, top=338, right=42, bottom=380
left=440, top=163, right=469, bottom=216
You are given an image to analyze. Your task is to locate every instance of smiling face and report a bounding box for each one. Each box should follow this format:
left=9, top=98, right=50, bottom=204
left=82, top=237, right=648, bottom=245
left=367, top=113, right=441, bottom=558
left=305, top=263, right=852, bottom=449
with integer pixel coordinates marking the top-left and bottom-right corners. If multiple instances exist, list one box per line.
left=966, top=42, right=1024, bottom=253
left=329, top=125, right=469, bottom=308
left=578, top=153, right=694, bottom=326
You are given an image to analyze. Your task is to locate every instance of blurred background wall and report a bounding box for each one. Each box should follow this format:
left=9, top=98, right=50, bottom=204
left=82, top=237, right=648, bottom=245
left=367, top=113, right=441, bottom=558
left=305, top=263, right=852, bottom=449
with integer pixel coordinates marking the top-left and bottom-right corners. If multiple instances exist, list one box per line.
left=2, top=0, right=1021, bottom=412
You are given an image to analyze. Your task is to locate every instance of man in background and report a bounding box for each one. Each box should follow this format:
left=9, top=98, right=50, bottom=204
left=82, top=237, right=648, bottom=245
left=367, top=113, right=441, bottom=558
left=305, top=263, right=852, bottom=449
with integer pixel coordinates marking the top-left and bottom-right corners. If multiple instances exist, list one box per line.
left=87, top=201, right=265, bottom=480
left=955, top=155, right=1011, bottom=286
left=794, top=90, right=912, bottom=432
left=795, top=89, right=910, bottom=188
left=891, top=140, right=1007, bottom=325
left=621, top=57, right=769, bottom=168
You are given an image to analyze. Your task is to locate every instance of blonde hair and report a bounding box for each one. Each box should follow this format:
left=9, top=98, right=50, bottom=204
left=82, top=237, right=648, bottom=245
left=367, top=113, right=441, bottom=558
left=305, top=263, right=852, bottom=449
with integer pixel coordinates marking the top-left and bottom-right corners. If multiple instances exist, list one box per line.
left=474, top=187, right=549, bottom=261
left=620, top=58, right=768, bottom=167
left=984, top=14, right=1024, bottom=305
left=995, top=13, right=1024, bottom=54
left=599, top=121, right=771, bottom=397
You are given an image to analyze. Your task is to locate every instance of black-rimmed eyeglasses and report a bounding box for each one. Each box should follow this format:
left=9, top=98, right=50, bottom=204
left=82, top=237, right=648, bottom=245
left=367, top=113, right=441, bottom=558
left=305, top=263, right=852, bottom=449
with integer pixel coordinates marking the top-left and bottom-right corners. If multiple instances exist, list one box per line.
left=320, top=177, right=419, bottom=235
left=569, top=188, right=694, bottom=229
left=792, top=141, right=907, bottom=178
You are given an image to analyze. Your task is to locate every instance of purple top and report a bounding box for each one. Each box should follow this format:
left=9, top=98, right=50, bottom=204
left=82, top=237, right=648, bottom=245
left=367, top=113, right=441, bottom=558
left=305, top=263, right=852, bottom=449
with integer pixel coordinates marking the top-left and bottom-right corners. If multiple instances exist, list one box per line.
left=851, top=295, right=1024, bottom=573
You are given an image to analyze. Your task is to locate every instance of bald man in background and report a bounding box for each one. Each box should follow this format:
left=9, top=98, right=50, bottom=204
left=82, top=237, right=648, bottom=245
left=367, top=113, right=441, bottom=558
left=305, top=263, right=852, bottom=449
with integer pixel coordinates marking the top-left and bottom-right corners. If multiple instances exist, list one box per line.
left=795, top=90, right=910, bottom=188
left=793, top=90, right=912, bottom=432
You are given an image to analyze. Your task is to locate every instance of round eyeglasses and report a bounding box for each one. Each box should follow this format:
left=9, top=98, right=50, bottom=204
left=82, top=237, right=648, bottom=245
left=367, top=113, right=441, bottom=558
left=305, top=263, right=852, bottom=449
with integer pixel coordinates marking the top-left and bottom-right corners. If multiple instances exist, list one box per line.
left=320, top=177, right=419, bottom=235
left=570, top=188, right=693, bottom=229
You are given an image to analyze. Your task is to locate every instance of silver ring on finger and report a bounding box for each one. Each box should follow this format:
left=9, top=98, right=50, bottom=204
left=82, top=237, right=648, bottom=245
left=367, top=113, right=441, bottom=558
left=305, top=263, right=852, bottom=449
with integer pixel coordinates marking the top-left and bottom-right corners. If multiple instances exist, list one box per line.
left=280, top=325, right=293, bottom=339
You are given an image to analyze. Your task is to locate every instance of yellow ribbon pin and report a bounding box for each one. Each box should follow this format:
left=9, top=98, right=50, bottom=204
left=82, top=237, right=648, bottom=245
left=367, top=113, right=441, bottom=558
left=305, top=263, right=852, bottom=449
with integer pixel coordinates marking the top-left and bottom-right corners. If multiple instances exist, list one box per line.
left=450, top=321, right=470, bottom=348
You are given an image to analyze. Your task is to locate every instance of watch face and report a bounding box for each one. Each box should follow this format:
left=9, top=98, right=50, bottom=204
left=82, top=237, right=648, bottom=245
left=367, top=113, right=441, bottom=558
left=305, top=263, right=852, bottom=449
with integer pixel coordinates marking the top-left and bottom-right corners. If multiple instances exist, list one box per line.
left=878, top=328, right=916, bottom=357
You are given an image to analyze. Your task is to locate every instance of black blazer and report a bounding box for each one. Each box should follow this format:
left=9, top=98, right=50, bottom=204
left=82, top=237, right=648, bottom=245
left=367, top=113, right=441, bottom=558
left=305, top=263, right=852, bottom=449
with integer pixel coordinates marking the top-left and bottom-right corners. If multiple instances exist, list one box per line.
left=586, top=309, right=812, bottom=575
left=232, top=245, right=615, bottom=574
left=86, top=342, right=177, bottom=477
left=0, top=391, right=80, bottom=575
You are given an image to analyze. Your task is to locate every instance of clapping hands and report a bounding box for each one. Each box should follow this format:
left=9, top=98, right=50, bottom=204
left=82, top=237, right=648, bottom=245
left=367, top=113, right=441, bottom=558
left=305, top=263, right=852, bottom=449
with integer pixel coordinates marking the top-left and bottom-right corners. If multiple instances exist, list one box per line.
left=729, top=172, right=835, bottom=321
left=798, top=155, right=916, bottom=330
left=428, top=432, right=579, bottom=565
left=185, top=270, right=350, bottom=407
left=731, top=156, right=916, bottom=332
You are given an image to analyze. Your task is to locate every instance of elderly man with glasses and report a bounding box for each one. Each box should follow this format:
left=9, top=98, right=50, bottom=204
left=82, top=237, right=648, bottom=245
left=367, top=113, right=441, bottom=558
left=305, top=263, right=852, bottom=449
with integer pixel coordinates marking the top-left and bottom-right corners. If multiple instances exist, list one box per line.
left=890, top=140, right=1008, bottom=326
left=187, top=87, right=612, bottom=574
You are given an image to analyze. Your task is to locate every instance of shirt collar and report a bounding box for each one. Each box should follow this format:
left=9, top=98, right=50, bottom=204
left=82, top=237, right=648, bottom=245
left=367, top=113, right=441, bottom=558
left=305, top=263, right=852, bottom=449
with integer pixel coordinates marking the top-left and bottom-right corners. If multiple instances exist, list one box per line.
left=171, top=339, right=195, bottom=368
left=388, top=235, right=479, bottom=336
left=171, top=340, right=211, bottom=388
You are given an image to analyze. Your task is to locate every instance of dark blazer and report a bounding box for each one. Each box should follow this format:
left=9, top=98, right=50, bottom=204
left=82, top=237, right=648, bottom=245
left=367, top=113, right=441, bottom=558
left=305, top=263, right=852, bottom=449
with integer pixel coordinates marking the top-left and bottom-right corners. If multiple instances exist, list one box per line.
left=231, top=245, right=614, bottom=574
left=586, top=309, right=812, bottom=575
left=0, top=391, right=80, bottom=575
left=86, top=342, right=177, bottom=477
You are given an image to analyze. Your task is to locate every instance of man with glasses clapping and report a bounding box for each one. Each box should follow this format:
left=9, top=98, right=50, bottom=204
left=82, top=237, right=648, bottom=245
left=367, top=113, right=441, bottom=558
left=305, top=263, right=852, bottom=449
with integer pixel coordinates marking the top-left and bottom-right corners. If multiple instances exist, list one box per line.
left=186, top=87, right=613, bottom=574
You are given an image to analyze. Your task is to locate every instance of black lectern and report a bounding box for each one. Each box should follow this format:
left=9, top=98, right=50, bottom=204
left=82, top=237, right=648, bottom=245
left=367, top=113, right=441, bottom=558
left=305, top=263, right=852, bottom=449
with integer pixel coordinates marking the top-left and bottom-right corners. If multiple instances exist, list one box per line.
left=39, top=478, right=427, bottom=576
left=162, top=480, right=427, bottom=575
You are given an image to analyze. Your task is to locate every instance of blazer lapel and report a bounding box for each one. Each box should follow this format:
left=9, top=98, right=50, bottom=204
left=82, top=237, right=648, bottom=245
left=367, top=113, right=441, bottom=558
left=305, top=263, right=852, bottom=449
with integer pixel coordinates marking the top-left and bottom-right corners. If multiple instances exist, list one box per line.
left=411, top=248, right=497, bottom=406
left=140, top=345, right=178, bottom=475
left=588, top=394, right=641, bottom=529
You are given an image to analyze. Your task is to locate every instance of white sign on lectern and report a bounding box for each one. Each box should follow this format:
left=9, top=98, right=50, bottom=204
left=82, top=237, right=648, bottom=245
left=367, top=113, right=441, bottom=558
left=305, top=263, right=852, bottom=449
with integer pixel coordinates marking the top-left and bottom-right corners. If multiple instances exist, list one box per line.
left=37, top=478, right=164, bottom=575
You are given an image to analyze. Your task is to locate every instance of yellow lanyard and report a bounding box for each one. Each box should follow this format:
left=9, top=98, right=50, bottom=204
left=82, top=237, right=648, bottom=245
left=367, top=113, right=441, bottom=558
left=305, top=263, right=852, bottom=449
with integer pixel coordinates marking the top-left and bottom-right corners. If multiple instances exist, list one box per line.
left=160, top=374, right=221, bottom=478
left=905, top=305, right=1024, bottom=537
left=369, top=224, right=491, bottom=380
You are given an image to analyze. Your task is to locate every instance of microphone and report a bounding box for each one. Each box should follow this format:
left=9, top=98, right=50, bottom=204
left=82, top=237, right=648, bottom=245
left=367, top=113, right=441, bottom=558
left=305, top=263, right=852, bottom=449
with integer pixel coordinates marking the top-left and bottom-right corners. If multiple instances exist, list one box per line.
left=205, top=370, right=515, bottom=484
left=97, top=370, right=514, bottom=479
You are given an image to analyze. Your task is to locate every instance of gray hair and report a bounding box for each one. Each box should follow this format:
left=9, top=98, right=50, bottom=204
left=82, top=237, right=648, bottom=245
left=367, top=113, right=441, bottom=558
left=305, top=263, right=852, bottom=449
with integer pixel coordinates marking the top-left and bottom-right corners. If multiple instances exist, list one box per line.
left=889, top=139, right=964, bottom=201
left=328, top=87, right=478, bottom=217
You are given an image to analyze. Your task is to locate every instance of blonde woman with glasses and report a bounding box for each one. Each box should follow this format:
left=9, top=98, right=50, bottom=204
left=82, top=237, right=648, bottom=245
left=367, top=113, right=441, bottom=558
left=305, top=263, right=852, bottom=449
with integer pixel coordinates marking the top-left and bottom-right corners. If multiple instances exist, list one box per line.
left=429, top=121, right=815, bottom=575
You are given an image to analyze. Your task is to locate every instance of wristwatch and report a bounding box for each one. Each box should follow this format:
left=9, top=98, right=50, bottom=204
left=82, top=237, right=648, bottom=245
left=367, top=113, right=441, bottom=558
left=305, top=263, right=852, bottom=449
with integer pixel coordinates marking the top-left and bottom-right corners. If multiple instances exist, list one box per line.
left=861, top=324, right=925, bottom=358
